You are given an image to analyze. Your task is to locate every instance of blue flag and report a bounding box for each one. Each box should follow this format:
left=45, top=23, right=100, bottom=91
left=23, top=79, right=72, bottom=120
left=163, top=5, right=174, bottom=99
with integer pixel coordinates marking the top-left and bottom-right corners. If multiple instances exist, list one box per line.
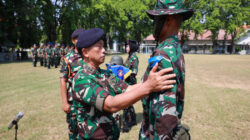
left=105, top=64, right=131, bottom=80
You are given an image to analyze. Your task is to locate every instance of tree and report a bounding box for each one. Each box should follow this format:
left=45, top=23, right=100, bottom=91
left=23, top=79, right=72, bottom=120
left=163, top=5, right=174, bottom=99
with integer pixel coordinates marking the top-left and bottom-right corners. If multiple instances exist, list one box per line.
left=219, top=0, right=246, bottom=54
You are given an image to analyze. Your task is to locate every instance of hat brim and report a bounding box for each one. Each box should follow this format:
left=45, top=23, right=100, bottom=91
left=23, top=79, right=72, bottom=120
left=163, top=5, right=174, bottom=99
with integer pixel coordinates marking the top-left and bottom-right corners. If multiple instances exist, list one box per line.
left=147, top=8, right=194, bottom=21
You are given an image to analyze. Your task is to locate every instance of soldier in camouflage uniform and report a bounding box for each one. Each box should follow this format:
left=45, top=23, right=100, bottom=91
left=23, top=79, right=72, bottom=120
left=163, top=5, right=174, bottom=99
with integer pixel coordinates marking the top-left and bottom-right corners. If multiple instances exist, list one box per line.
left=60, top=28, right=85, bottom=140
left=45, top=43, right=53, bottom=69
left=65, top=44, right=70, bottom=55
left=54, top=44, right=60, bottom=68
left=51, top=44, right=55, bottom=67
left=107, top=55, right=132, bottom=131
left=139, top=0, right=194, bottom=139
left=122, top=40, right=139, bottom=132
left=38, top=44, right=44, bottom=66
left=60, top=44, right=66, bottom=60
left=72, top=28, right=176, bottom=140
left=31, top=44, right=38, bottom=67
left=43, top=44, right=47, bottom=67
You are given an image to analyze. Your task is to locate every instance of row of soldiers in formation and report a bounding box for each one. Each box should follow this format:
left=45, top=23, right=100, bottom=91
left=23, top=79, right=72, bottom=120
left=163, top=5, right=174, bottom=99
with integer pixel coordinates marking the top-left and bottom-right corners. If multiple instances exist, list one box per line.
left=59, top=0, right=193, bottom=139
left=31, top=43, right=74, bottom=69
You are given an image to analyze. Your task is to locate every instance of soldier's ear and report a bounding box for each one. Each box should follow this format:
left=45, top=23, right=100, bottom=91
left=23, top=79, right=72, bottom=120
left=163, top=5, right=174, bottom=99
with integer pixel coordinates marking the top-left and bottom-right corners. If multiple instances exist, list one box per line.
left=82, top=48, right=89, bottom=58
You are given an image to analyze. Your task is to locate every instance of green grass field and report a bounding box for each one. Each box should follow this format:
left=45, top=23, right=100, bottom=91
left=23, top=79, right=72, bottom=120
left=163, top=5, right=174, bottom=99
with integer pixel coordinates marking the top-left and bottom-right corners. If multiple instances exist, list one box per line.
left=0, top=54, right=249, bottom=140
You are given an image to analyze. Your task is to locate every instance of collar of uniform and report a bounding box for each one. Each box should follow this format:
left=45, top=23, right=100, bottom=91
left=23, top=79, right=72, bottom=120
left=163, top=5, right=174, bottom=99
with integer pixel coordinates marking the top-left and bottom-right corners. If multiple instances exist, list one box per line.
left=158, top=35, right=178, bottom=48
left=81, top=62, right=102, bottom=75
left=129, top=52, right=136, bottom=57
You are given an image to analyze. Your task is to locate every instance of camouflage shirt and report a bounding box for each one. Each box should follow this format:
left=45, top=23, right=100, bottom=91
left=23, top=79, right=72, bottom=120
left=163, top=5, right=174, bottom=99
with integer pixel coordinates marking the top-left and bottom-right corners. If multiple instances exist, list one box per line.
left=72, top=64, right=128, bottom=140
left=31, top=48, right=38, bottom=56
left=124, top=52, right=139, bottom=85
left=140, top=35, right=185, bottom=139
left=45, top=47, right=52, bottom=57
left=60, top=50, right=84, bottom=103
left=54, top=47, right=60, bottom=57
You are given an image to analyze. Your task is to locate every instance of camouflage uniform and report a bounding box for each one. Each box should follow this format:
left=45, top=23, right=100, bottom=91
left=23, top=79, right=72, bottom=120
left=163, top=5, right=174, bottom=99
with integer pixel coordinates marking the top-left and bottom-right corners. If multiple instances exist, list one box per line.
left=53, top=47, right=60, bottom=68
left=51, top=46, right=55, bottom=67
left=38, top=47, right=44, bottom=66
left=122, top=52, right=139, bottom=130
left=31, top=47, right=38, bottom=67
left=46, top=46, right=53, bottom=69
left=72, top=64, right=129, bottom=140
left=60, top=47, right=66, bottom=57
left=60, top=50, right=84, bottom=140
left=139, top=35, right=185, bottom=140
left=43, top=46, right=47, bottom=67
left=124, top=52, right=139, bottom=85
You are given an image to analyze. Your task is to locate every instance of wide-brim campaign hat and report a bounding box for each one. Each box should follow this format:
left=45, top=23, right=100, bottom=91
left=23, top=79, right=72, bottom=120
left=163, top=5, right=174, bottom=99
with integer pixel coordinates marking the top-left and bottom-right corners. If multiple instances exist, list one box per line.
left=147, top=0, right=194, bottom=21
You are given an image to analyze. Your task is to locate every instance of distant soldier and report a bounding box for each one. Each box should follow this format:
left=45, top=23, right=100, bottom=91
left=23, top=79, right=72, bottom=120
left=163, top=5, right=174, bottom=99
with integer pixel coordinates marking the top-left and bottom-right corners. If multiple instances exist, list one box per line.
left=60, top=44, right=66, bottom=59
left=31, top=44, right=38, bottom=67
left=54, top=44, right=60, bottom=68
left=106, top=55, right=132, bottom=131
left=72, top=28, right=176, bottom=139
left=65, top=44, right=70, bottom=55
left=43, top=44, right=47, bottom=67
left=45, top=43, right=53, bottom=69
left=139, top=0, right=194, bottom=139
left=122, top=40, right=139, bottom=132
left=60, top=28, right=85, bottom=140
left=51, top=44, right=55, bottom=67
left=38, top=44, right=44, bottom=66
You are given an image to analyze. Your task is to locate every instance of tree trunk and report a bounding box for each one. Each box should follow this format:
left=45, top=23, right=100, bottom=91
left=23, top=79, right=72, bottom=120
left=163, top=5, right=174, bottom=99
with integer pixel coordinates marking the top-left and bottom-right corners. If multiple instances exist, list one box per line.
left=231, top=33, right=236, bottom=54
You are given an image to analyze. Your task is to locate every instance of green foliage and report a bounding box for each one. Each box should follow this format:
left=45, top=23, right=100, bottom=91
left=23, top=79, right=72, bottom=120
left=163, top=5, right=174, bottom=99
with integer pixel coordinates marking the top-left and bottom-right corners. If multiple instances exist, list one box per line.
left=0, top=0, right=249, bottom=49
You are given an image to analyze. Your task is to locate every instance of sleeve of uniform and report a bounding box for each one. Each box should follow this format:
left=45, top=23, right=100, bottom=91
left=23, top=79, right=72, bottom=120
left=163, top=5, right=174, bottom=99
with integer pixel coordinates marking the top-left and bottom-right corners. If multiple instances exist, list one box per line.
left=160, top=51, right=177, bottom=94
left=108, top=71, right=129, bottom=94
left=73, top=76, right=110, bottom=112
left=59, top=57, right=69, bottom=79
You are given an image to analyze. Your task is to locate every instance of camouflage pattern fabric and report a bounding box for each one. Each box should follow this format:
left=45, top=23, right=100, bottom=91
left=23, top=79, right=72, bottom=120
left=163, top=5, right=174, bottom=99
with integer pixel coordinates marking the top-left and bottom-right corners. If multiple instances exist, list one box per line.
left=60, top=50, right=84, bottom=140
left=139, top=35, right=185, bottom=140
left=146, top=0, right=194, bottom=21
left=124, top=52, right=139, bottom=85
left=38, top=47, right=44, bottom=66
left=43, top=47, right=47, bottom=67
left=123, top=52, right=138, bottom=130
left=72, top=64, right=128, bottom=140
left=46, top=47, right=52, bottom=69
left=51, top=47, right=55, bottom=67
left=60, top=48, right=66, bottom=57
left=31, top=48, right=38, bottom=67
left=53, top=47, right=60, bottom=68
left=122, top=106, right=136, bottom=128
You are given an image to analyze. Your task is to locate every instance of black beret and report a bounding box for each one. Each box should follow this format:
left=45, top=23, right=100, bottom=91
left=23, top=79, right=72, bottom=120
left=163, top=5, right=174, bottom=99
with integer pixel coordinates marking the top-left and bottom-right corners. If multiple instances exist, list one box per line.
left=77, top=28, right=105, bottom=48
left=71, top=28, right=85, bottom=39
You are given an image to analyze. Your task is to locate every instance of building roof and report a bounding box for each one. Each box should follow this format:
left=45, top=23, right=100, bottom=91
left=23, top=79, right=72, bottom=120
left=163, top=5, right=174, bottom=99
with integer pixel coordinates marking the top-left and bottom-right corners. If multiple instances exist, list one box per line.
left=183, top=30, right=232, bottom=40
left=144, top=29, right=233, bottom=41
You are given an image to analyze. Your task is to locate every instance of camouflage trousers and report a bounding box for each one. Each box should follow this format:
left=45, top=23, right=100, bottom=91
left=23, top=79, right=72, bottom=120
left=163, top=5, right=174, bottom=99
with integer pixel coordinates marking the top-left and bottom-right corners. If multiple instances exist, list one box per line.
left=122, top=105, right=136, bottom=128
left=47, top=57, right=52, bottom=69
left=43, top=57, right=47, bottom=67
left=66, top=105, right=78, bottom=140
left=54, top=56, right=60, bottom=68
left=139, top=93, right=178, bottom=140
left=32, top=56, right=38, bottom=67
left=39, top=57, right=43, bottom=66
left=113, top=111, right=121, bottom=129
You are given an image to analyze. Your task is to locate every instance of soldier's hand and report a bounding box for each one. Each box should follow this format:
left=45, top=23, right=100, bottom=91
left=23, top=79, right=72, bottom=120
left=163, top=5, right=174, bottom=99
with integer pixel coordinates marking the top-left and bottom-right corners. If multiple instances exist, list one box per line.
left=62, top=103, right=70, bottom=113
left=146, top=63, right=176, bottom=92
